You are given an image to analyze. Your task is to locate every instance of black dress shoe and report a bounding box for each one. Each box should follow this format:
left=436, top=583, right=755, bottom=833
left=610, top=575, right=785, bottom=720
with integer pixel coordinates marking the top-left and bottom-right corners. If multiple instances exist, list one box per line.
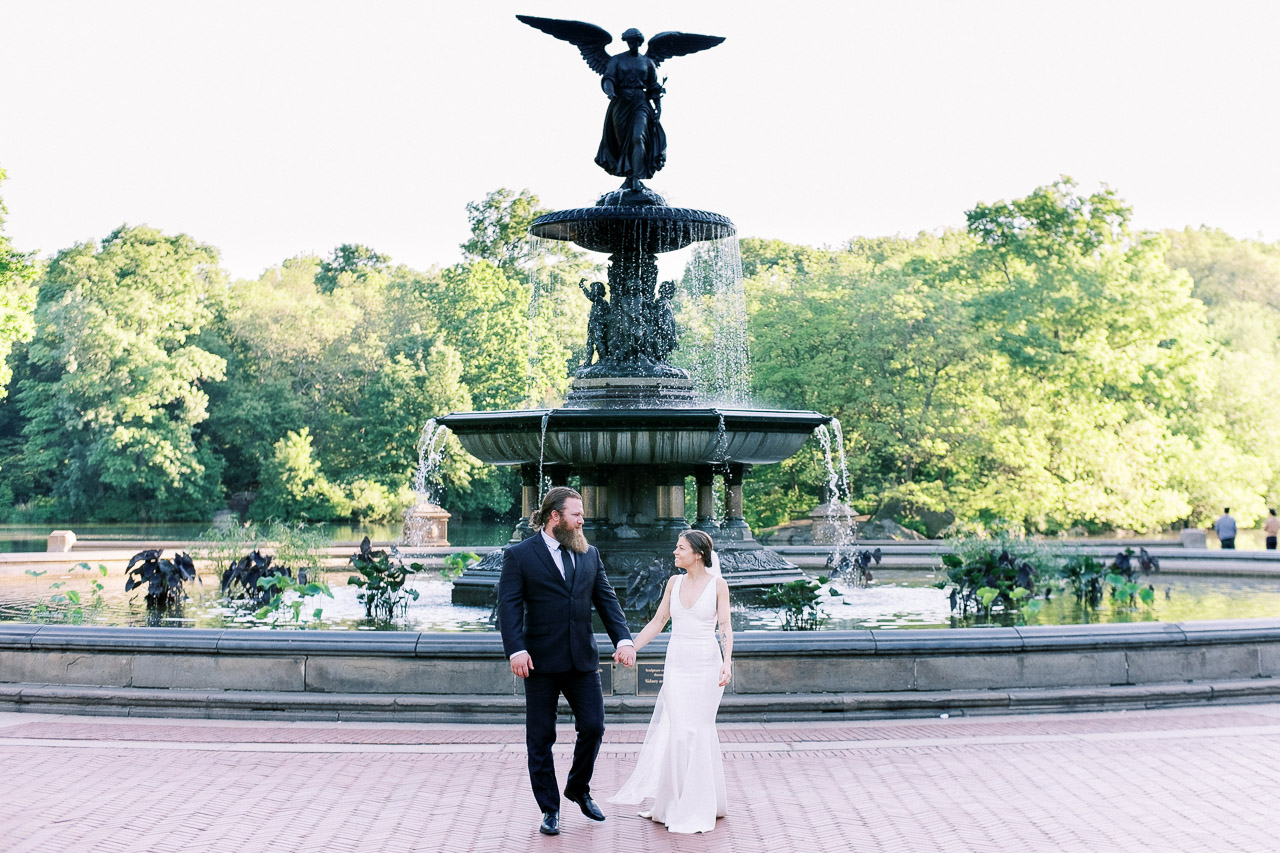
left=565, top=791, right=606, bottom=822
left=539, top=811, right=560, bottom=835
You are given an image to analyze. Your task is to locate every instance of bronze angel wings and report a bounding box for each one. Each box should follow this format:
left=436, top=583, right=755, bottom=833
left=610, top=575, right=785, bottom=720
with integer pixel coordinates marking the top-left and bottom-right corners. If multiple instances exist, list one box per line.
left=516, top=15, right=725, bottom=73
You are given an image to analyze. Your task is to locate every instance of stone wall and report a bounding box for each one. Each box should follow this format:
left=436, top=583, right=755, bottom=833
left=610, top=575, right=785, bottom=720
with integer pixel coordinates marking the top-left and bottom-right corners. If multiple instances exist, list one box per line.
left=1, top=620, right=1278, bottom=721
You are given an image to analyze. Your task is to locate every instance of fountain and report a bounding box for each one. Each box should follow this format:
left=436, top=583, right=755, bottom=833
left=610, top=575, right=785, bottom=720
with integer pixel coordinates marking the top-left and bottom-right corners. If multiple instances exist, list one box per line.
left=4, top=17, right=1280, bottom=725
left=440, top=18, right=829, bottom=604
left=401, top=419, right=451, bottom=547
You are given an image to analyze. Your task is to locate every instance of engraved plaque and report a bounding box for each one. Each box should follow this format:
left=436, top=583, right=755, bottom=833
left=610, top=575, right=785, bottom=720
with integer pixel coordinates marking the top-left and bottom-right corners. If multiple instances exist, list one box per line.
left=598, top=662, right=614, bottom=696
left=637, top=662, right=665, bottom=696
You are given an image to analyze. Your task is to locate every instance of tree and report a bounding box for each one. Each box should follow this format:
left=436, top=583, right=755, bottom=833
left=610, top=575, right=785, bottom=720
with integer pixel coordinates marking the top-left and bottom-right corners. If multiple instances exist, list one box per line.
left=462, top=188, right=546, bottom=276
left=316, top=243, right=390, bottom=293
left=0, top=168, right=36, bottom=402
left=744, top=234, right=985, bottom=524
left=18, top=225, right=227, bottom=520
left=961, top=178, right=1213, bottom=530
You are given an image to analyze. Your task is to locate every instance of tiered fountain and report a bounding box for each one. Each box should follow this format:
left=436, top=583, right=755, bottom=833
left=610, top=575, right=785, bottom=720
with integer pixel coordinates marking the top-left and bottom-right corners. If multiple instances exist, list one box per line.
left=442, top=17, right=830, bottom=604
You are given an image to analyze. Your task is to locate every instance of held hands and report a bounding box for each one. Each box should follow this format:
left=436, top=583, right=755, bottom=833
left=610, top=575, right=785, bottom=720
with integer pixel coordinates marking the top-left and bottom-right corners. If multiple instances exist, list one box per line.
left=510, top=652, right=534, bottom=678
left=718, top=661, right=732, bottom=687
left=613, top=646, right=636, bottom=667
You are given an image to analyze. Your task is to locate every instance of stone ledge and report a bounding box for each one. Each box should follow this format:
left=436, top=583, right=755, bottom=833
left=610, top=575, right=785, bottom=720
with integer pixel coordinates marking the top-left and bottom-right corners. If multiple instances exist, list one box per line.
left=3, top=679, right=1277, bottom=723
left=8, top=620, right=1280, bottom=660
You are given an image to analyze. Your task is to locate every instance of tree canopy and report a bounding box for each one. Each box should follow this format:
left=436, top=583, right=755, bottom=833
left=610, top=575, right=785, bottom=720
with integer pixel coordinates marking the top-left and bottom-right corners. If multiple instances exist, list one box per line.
left=1, top=181, right=1277, bottom=535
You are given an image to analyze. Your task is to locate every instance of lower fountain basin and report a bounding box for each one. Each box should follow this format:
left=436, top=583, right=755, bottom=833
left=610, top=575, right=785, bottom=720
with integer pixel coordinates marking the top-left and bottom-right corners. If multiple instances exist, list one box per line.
left=438, top=408, right=830, bottom=467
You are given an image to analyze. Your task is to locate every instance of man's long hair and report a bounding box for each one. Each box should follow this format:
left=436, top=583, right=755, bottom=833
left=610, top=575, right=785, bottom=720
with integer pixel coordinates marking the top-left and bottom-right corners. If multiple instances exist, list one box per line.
left=530, top=486, right=582, bottom=530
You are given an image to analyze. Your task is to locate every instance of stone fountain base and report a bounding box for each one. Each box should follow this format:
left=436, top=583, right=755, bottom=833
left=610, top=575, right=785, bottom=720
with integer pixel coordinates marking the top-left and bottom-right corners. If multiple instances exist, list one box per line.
left=448, top=535, right=803, bottom=607
left=441, top=405, right=829, bottom=606
left=402, top=501, right=450, bottom=547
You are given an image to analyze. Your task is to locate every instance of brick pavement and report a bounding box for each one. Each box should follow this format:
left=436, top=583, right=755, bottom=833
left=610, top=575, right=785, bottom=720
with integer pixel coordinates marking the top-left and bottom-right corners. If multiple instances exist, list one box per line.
left=2, top=705, right=1280, bottom=852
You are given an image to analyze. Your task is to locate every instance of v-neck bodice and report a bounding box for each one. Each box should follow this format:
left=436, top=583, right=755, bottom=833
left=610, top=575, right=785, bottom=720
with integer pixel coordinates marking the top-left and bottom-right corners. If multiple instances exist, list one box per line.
left=671, top=574, right=717, bottom=639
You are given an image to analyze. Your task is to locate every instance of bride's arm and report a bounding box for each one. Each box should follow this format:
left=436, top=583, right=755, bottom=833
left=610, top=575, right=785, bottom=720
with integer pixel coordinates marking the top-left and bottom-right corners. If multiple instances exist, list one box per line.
left=630, top=576, right=675, bottom=654
left=716, top=576, right=733, bottom=685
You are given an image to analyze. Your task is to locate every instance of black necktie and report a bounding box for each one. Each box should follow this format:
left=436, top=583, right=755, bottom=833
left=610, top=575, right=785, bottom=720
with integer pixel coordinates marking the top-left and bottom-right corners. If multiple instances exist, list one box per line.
left=562, top=549, right=575, bottom=586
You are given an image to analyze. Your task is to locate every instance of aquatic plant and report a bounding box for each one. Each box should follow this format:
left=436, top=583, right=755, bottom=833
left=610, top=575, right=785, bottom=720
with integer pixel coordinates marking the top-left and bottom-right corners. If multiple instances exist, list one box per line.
left=220, top=550, right=290, bottom=605
left=125, top=549, right=199, bottom=607
left=347, top=537, right=423, bottom=621
left=253, top=573, right=333, bottom=626
left=624, top=558, right=674, bottom=621
left=761, top=579, right=827, bottom=630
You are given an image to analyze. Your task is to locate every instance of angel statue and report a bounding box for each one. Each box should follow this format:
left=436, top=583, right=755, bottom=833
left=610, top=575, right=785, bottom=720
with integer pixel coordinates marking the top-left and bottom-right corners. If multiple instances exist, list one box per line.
left=517, top=16, right=725, bottom=193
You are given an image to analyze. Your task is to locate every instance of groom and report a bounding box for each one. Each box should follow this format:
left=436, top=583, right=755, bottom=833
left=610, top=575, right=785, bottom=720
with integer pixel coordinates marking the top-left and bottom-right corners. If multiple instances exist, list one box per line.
left=498, top=486, right=636, bottom=836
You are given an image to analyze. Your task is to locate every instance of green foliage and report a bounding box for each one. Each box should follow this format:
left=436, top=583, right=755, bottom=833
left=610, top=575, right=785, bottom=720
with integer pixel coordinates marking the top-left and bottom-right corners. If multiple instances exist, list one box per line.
left=0, top=169, right=37, bottom=405
left=253, top=573, right=333, bottom=627
left=1059, top=554, right=1109, bottom=606
left=441, top=551, right=478, bottom=580
left=760, top=579, right=827, bottom=630
left=346, top=537, right=422, bottom=621
left=24, top=563, right=109, bottom=623
left=941, top=533, right=1053, bottom=617
left=196, top=518, right=327, bottom=581
left=251, top=429, right=349, bottom=521
left=744, top=178, right=1280, bottom=536
left=7, top=181, right=1280, bottom=536
left=219, top=550, right=289, bottom=605
left=17, top=225, right=227, bottom=521
left=316, top=243, right=389, bottom=293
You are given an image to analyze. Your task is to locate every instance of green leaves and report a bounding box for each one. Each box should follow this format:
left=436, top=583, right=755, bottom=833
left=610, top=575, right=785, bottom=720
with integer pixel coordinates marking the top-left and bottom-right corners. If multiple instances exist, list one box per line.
left=253, top=572, right=334, bottom=626
left=346, top=537, right=422, bottom=621
left=0, top=169, right=37, bottom=404
left=17, top=225, right=226, bottom=521
left=761, top=579, right=827, bottom=630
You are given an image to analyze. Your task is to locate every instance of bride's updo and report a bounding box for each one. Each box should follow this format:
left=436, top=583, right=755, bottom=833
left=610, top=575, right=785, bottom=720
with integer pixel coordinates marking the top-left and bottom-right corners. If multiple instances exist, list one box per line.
left=678, top=529, right=714, bottom=568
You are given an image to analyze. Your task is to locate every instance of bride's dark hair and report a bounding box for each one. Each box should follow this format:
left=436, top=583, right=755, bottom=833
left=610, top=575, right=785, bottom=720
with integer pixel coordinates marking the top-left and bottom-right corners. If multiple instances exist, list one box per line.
left=678, top=529, right=714, bottom=568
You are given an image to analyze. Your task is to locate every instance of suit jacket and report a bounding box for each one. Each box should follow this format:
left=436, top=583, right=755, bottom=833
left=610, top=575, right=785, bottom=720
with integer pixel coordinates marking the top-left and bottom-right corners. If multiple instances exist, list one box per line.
left=498, top=532, right=632, bottom=673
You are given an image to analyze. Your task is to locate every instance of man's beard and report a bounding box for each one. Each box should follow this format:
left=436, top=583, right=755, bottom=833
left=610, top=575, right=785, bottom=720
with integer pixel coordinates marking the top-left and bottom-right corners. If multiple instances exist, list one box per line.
left=552, top=519, right=589, bottom=554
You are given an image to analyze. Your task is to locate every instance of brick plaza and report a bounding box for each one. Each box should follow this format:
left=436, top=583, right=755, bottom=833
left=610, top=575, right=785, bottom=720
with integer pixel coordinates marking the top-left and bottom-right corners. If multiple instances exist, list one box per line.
left=3, top=703, right=1279, bottom=852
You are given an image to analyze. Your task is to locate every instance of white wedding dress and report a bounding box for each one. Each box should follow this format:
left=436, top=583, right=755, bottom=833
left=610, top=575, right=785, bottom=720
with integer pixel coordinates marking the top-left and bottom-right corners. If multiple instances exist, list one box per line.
left=608, top=573, right=728, bottom=833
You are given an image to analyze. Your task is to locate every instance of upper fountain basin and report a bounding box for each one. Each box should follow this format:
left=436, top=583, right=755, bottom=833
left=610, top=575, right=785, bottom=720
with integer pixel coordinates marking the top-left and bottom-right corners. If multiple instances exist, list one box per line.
left=439, top=408, right=830, bottom=467
left=530, top=206, right=735, bottom=254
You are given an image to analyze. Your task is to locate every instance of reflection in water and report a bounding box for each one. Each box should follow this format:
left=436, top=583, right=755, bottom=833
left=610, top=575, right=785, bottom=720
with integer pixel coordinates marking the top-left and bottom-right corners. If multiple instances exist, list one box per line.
left=4, top=568, right=1280, bottom=632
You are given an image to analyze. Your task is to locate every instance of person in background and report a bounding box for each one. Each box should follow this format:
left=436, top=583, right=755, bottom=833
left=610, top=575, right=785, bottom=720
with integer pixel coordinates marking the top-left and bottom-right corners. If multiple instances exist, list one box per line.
left=1264, top=508, right=1279, bottom=551
left=1214, top=508, right=1238, bottom=550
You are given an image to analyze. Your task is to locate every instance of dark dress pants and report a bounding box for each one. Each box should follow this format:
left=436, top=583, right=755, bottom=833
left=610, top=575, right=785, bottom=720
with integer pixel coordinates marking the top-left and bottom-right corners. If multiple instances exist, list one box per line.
left=1221, top=537, right=1236, bottom=550
left=524, top=668, right=605, bottom=813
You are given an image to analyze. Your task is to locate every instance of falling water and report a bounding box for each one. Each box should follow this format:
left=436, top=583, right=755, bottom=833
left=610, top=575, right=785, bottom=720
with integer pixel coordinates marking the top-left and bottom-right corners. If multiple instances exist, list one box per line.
left=672, top=234, right=751, bottom=406
left=815, top=422, right=857, bottom=577
left=537, top=410, right=551, bottom=500
left=830, top=418, right=852, bottom=502
left=403, top=418, right=449, bottom=545
left=411, top=418, right=447, bottom=503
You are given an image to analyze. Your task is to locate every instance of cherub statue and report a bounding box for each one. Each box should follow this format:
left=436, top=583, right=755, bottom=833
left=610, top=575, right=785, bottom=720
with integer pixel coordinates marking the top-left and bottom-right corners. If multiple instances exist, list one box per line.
left=517, top=16, right=725, bottom=191
left=579, top=278, right=610, bottom=366
left=647, top=280, right=678, bottom=362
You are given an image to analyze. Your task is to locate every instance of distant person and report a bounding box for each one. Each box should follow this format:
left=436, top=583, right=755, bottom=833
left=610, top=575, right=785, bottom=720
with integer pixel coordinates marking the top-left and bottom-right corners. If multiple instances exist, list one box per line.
left=1265, top=509, right=1279, bottom=551
left=1214, top=508, right=1237, bottom=550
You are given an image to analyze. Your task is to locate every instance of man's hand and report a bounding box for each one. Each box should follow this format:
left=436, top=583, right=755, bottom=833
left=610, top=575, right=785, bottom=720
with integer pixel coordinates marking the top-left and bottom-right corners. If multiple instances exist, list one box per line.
left=613, top=646, right=636, bottom=667
left=511, top=652, right=534, bottom=678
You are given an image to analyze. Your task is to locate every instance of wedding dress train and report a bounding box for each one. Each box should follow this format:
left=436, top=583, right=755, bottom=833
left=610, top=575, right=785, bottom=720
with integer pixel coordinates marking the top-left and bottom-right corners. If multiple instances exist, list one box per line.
left=608, top=574, right=727, bottom=833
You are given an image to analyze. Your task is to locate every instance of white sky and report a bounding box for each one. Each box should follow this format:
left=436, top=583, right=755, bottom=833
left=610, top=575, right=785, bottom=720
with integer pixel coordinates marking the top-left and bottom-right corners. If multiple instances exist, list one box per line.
left=3, top=0, right=1279, bottom=280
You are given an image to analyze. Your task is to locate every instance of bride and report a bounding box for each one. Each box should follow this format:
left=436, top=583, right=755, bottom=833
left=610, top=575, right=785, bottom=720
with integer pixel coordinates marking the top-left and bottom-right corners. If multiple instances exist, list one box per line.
left=608, top=529, right=733, bottom=833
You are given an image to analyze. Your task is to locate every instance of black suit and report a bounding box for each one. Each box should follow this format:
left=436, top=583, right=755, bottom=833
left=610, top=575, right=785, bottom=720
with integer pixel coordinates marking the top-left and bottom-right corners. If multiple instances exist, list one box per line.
left=498, top=532, right=632, bottom=813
